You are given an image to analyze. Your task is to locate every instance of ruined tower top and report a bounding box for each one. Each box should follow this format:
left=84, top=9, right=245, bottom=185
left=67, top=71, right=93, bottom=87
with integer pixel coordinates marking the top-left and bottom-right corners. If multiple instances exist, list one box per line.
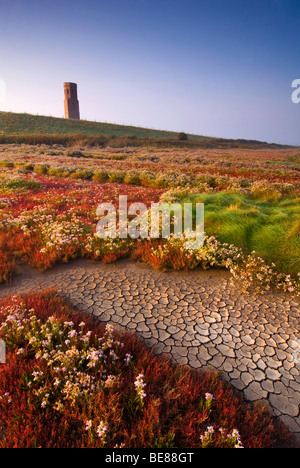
left=64, top=82, right=80, bottom=120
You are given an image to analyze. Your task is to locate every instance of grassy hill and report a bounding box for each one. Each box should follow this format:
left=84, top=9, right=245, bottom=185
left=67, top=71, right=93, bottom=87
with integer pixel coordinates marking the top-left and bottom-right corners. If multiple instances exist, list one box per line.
left=0, top=111, right=202, bottom=139
left=0, top=111, right=294, bottom=149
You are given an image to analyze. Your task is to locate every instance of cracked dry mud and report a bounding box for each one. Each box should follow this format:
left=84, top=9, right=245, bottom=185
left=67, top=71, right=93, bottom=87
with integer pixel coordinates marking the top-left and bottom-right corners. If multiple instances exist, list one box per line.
left=0, top=259, right=299, bottom=444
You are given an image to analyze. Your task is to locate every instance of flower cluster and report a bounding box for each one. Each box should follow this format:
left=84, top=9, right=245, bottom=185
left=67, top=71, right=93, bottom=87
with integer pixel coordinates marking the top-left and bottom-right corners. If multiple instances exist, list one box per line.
left=198, top=392, right=244, bottom=448
left=200, top=426, right=244, bottom=449
left=0, top=299, right=122, bottom=413
left=85, top=419, right=108, bottom=446
left=134, top=373, right=147, bottom=404
left=229, top=253, right=300, bottom=297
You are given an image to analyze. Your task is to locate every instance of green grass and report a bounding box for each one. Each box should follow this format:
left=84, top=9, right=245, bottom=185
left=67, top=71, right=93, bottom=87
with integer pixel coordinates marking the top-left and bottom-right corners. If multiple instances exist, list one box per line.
left=267, top=160, right=300, bottom=167
left=184, top=192, right=300, bottom=276
left=0, top=111, right=202, bottom=139
left=0, top=176, right=41, bottom=191
left=0, top=112, right=293, bottom=148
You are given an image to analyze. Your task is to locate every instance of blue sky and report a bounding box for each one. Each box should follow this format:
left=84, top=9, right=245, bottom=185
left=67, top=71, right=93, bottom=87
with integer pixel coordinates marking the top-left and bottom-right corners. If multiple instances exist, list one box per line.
left=1, top=0, right=300, bottom=144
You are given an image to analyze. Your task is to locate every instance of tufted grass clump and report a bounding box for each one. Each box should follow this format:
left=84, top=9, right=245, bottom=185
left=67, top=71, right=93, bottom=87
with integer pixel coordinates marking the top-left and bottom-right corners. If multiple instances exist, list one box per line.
left=184, top=192, right=300, bottom=277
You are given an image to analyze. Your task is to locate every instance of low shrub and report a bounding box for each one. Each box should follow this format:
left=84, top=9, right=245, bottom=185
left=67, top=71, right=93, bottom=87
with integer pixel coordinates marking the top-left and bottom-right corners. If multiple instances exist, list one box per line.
left=33, top=164, right=50, bottom=175
left=66, top=150, right=88, bottom=158
left=0, top=178, right=41, bottom=191
left=0, top=160, right=14, bottom=168
left=108, top=171, right=126, bottom=184
left=92, top=170, right=109, bottom=182
left=70, top=170, right=94, bottom=180
left=124, top=171, right=141, bottom=185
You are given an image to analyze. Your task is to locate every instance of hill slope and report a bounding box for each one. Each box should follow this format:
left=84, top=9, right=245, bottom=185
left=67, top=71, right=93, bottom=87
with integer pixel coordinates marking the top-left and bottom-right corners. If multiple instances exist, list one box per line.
left=0, top=111, right=202, bottom=139
left=0, top=111, right=294, bottom=149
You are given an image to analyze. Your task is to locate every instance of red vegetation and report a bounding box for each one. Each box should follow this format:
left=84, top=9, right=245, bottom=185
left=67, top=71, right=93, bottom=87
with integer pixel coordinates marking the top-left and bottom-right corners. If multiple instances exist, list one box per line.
left=0, top=292, right=289, bottom=448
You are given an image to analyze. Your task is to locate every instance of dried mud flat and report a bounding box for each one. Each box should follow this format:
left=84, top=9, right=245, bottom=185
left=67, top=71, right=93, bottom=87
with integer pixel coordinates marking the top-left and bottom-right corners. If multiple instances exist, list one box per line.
left=0, top=259, right=299, bottom=445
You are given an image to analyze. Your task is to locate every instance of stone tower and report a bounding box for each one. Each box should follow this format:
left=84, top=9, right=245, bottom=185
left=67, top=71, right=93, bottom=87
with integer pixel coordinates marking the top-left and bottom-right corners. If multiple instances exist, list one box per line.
left=64, top=82, right=80, bottom=120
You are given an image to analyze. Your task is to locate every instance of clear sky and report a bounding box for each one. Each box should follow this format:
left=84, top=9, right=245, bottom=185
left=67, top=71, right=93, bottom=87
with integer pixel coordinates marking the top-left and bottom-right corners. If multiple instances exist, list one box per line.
left=1, top=0, right=300, bottom=144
